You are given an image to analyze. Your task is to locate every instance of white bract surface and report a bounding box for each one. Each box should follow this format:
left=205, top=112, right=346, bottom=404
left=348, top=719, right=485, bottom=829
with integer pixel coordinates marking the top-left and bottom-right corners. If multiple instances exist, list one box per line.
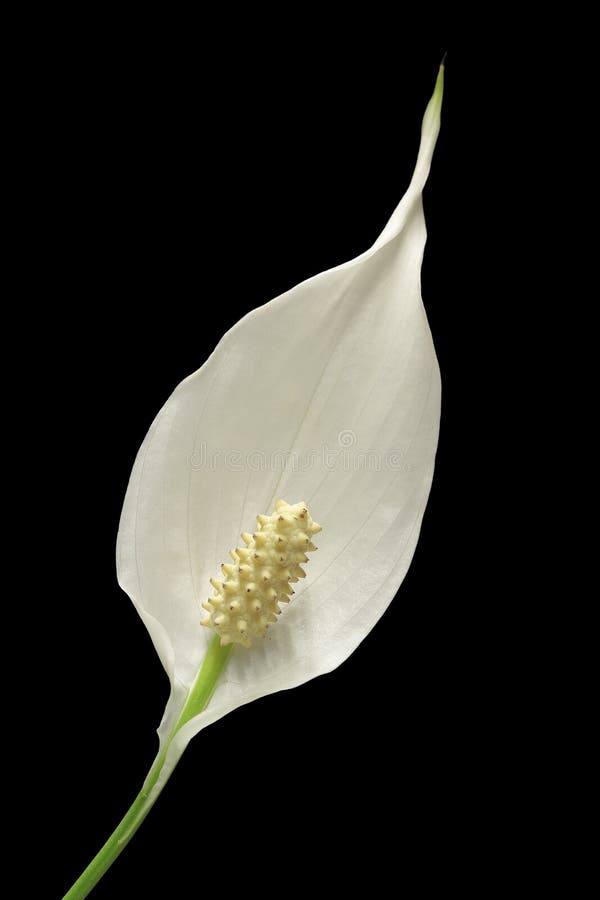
left=116, top=71, right=444, bottom=791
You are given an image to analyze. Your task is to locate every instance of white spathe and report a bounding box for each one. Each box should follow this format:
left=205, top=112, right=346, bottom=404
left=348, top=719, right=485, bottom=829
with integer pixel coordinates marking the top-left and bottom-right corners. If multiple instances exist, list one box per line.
left=116, top=68, right=444, bottom=790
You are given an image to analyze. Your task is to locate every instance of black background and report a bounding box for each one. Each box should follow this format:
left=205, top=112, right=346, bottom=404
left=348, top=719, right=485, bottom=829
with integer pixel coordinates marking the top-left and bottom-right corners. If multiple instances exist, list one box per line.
left=34, top=32, right=498, bottom=899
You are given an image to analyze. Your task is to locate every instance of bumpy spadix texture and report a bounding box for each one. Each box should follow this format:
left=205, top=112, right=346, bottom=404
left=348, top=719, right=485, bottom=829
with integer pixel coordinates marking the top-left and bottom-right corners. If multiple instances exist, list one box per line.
left=201, top=500, right=321, bottom=647
left=117, top=68, right=444, bottom=797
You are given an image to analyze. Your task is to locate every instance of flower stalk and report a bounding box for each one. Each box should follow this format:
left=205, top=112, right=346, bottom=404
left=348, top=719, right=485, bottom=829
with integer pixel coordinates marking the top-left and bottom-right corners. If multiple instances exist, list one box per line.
left=63, top=635, right=232, bottom=900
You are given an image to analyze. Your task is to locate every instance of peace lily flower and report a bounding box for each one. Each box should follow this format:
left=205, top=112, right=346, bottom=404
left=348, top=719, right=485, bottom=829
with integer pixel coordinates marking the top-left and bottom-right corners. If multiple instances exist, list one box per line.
left=65, top=65, right=444, bottom=899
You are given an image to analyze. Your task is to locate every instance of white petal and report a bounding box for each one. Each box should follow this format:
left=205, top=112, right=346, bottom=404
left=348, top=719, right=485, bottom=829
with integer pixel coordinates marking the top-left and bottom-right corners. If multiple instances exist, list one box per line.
left=117, top=69, right=444, bottom=751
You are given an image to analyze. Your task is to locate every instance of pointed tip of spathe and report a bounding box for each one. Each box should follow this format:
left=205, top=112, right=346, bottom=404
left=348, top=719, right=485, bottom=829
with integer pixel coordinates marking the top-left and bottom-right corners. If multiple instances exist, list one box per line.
left=426, top=59, right=445, bottom=119
left=435, top=62, right=444, bottom=95
left=440, top=51, right=447, bottom=69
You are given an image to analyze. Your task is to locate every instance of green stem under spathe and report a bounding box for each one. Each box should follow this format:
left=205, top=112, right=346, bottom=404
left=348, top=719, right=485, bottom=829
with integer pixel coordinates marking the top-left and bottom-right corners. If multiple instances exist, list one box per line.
left=63, top=635, right=232, bottom=900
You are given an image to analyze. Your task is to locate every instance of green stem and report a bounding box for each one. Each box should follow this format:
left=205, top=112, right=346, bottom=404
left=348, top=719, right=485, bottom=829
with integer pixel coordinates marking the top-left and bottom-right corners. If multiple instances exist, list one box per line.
left=63, top=636, right=232, bottom=900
